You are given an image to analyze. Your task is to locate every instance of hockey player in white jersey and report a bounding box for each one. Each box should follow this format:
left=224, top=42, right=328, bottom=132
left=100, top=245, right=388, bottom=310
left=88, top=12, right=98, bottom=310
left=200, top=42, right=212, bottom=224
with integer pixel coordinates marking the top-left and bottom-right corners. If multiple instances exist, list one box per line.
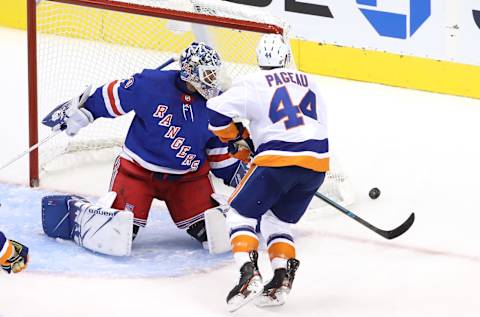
left=207, top=34, right=329, bottom=311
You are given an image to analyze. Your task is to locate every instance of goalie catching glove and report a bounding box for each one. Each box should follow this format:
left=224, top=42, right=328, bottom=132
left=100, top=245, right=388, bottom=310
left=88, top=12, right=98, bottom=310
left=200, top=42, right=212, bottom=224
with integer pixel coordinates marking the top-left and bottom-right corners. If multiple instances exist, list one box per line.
left=228, top=122, right=255, bottom=163
left=1, top=240, right=29, bottom=274
left=42, top=85, right=94, bottom=136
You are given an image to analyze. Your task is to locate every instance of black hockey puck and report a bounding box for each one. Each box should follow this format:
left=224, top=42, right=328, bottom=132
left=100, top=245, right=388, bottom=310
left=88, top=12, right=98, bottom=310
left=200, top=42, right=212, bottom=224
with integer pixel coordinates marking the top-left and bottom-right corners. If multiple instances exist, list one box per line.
left=369, top=187, right=381, bottom=199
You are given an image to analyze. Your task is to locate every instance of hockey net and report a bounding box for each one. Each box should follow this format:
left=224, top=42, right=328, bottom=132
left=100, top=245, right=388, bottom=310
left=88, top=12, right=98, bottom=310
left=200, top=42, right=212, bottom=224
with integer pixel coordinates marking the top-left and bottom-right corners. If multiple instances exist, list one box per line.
left=29, top=0, right=354, bottom=206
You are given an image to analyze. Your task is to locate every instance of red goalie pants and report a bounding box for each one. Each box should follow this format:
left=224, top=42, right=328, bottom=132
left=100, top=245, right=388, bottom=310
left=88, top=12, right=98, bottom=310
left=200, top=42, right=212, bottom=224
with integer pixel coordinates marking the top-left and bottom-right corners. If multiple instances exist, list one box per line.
left=109, top=156, right=215, bottom=229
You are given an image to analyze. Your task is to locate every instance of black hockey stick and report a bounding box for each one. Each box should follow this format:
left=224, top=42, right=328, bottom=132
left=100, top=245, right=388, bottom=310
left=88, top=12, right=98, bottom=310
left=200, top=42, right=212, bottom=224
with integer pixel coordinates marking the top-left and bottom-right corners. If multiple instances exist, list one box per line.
left=155, top=55, right=179, bottom=70
left=314, top=192, right=415, bottom=240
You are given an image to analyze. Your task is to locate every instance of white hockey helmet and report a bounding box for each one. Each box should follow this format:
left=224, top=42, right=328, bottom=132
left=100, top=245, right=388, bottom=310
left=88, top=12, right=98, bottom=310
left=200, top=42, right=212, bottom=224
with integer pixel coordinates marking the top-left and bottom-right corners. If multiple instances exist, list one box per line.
left=256, top=34, right=291, bottom=69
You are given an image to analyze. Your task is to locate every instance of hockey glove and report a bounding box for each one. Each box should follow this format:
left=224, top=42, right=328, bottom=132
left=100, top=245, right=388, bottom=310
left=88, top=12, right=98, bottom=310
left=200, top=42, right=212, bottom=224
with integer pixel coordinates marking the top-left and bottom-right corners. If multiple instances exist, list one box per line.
left=228, top=123, right=254, bottom=163
left=64, top=107, right=94, bottom=137
left=42, top=85, right=93, bottom=136
left=1, top=240, right=29, bottom=274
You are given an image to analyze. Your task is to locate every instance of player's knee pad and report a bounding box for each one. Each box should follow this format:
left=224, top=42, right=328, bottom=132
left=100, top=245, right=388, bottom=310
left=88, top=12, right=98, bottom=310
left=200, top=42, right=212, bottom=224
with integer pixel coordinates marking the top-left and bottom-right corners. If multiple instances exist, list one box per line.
left=261, top=211, right=295, bottom=263
left=260, top=210, right=294, bottom=245
left=186, top=219, right=207, bottom=243
left=226, top=207, right=258, bottom=233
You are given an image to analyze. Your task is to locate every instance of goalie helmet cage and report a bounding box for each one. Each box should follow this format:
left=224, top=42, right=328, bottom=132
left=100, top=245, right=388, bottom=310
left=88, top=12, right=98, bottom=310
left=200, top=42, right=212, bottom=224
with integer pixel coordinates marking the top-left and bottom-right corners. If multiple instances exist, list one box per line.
left=27, top=0, right=354, bottom=206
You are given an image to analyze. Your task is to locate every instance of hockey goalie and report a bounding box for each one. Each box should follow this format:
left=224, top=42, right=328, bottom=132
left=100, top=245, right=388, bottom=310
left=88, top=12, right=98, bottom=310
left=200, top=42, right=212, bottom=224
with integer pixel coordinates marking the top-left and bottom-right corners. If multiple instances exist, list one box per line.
left=41, top=42, right=246, bottom=256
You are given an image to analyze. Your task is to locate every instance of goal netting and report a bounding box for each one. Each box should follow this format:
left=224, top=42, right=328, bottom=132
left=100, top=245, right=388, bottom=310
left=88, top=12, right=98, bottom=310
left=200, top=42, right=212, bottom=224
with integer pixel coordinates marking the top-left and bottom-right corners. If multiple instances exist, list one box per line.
left=29, top=0, right=354, bottom=206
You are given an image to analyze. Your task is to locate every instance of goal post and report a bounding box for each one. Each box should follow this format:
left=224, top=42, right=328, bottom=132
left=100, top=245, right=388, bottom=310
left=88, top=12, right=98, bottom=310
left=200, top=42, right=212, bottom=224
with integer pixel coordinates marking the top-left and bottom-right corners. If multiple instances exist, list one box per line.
left=27, top=0, right=39, bottom=187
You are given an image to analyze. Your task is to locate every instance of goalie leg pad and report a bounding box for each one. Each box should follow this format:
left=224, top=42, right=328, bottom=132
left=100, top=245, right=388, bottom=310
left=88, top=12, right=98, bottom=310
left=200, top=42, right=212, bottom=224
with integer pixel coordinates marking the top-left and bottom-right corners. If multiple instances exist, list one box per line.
left=42, top=195, right=133, bottom=256
left=42, top=195, right=87, bottom=240
left=70, top=200, right=133, bottom=256
left=205, top=206, right=230, bottom=254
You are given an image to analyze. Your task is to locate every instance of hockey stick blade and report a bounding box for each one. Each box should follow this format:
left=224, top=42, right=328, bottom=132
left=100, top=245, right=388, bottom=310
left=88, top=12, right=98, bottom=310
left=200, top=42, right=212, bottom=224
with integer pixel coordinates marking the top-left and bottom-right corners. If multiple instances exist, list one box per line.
left=314, top=192, right=415, bottom=240
left=380, top=212, right=415, bottom=240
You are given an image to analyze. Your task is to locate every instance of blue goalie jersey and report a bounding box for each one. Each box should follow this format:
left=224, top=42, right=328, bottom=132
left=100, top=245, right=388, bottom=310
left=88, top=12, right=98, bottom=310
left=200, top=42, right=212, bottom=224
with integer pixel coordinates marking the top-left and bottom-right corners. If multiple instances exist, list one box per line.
left=84, top=70, right=239, bottom=182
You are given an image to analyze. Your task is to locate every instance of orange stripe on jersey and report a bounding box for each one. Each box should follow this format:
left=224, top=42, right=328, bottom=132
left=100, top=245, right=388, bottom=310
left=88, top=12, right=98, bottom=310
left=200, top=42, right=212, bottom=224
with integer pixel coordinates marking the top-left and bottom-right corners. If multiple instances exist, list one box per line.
left=254, top=155, right=330, bottom=172
left=231, top=235, right=259, bottom=253
left=0, top=241, right=13, bottom=265
left=228, top=165, right=257, bottom=204
left=268, top=242, right=296, bottom=260
left=211, top=122, right=239, bottom=143
left=107, top=80, right=121, bottom=116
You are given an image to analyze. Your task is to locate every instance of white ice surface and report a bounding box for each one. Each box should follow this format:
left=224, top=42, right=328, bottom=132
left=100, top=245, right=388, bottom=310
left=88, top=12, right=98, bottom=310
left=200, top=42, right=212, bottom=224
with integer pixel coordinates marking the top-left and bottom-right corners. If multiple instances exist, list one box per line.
left=1, top=27, right=480, bottom=316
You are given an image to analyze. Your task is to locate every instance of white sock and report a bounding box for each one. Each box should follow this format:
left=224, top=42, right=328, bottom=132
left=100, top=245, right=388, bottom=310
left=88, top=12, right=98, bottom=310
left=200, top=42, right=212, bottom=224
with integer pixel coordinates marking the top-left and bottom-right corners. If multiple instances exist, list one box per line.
left=271, top=257, right=288, bottom=270
left=234, top=251, right=252, bottom=271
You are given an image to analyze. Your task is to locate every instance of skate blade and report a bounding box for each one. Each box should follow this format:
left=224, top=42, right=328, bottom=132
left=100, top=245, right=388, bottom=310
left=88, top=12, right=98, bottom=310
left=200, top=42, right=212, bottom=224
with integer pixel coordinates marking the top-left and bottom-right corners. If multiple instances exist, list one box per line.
left=227, top=276, right=263, bottom=312
left=254, top=290, right=288, bottom=307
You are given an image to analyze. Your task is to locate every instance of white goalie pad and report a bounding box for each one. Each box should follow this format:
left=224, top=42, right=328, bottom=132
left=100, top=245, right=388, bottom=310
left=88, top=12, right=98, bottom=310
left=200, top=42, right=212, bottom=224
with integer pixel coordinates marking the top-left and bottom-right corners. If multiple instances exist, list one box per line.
left=96, top=191, right=117, bottom=209
left=211, top=192, right=228, bottom=206
left=70, top=198, right=133, bottom=257
left=205, top=195, right=231, bottom=254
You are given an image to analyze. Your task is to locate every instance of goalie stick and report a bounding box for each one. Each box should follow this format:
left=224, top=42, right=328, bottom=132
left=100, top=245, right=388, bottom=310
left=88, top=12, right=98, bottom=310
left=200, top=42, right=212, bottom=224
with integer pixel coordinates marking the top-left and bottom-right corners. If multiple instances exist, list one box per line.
left=0, top=130, right=62, bottom=172
left=314, top=191, right=415, bottom=240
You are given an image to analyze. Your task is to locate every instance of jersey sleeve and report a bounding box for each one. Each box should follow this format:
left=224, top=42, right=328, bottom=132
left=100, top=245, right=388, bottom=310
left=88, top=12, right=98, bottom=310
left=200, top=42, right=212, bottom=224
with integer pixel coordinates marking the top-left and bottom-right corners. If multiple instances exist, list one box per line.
left=207, top=79, right=248, bottom=142
left=0, top=231, right=13, bottom=264
left=84, top=73, right=141, bottom=119
left=206, top=136, right=240, bottom=186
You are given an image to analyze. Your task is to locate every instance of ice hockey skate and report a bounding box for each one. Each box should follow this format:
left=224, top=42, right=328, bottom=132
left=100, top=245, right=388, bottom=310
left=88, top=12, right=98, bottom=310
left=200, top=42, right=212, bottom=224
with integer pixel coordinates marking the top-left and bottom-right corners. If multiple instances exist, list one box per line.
left=255, top=258, right=300, bottom=307
left=226, top=250, right=263, bottom=312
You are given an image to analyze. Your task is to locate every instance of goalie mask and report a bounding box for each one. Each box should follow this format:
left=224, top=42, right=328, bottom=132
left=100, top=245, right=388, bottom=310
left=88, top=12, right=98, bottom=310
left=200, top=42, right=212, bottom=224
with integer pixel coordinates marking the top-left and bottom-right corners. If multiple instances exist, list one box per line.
left=256, top=34, right=291, bottom=69
left=180, top=42, right=222, bottom=99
